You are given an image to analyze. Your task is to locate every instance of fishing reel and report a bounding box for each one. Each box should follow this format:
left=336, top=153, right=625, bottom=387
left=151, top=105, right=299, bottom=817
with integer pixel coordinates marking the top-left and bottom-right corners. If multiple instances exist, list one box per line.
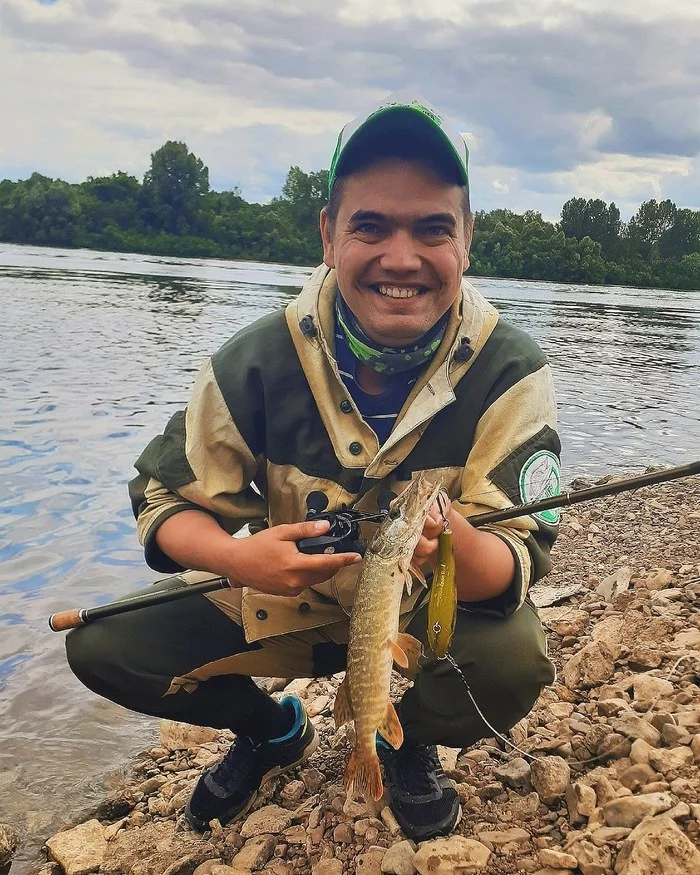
left=296, top=490, right=394, bottom=555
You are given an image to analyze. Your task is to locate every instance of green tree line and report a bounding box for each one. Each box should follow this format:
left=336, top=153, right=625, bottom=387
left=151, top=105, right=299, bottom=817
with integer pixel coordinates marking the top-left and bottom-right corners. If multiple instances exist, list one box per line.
left=1, top=141, right=699, bottom=290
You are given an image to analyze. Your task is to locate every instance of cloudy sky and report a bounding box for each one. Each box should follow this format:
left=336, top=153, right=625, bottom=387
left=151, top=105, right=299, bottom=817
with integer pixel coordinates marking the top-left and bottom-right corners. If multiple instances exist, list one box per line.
left=2, top=0, right=700, bottom=220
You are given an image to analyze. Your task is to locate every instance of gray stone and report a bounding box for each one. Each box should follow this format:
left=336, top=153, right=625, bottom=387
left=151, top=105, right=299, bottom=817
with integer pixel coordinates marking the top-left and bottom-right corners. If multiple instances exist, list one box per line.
left=413, top=836, right=490, bottom=874
left=618, top=764, right=658, bottom=792
left=240, top=805, right=293, bottom=838
left=102, top=821, right=216, bottom=875
left=566, top=781, right=597, bottom=825
left=93, top=787, right=144, bottom=821
left=159, top=720, right=220, bottom=751
left=531, top=756, right=571, bottom=805
left=312, top=861, right=343, bottom=875
left=230, top=835, right=276, bottom=871
left=355, top=846, right=387, bottom=875
left=381, top=840, right=417, bottom=875
left=477, top=827, right=530, bottom=847
left=0, top=824, right=19, bottom=869
left=45, top=820, right=107, bottom=875
left=611, top=715, right=661, bottom=746
left=562, top=640, right=617, bottom=690
left=568, top=839, right=612, bottom=875
left=538, top=849, right=578, bottom=869
left=631, top=673, right=673, bottom=705
left=603, top=792, right=674, bottom=828
left=614, top=815, right=700, bottom=874
left=192, top=860, right=223, bottom=875
left=647, top=745, right=693, bottom=774
left=495, top=757, right=531, bottom=789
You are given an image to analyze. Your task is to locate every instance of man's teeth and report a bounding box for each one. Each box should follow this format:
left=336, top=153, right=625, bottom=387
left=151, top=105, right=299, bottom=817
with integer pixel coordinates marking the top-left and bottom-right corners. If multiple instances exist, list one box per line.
left=377, top=285, right=421, bottom=299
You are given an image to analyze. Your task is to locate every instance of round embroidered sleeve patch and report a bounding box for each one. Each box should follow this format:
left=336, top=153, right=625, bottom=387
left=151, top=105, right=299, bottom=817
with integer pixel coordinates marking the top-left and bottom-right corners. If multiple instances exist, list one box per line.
left=519, top=450, right=561, bottom=524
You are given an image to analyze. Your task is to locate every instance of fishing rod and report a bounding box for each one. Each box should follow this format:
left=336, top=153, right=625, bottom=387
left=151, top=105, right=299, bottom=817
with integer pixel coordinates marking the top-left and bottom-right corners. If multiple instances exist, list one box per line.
left=48, top=458, right=700, bottom=632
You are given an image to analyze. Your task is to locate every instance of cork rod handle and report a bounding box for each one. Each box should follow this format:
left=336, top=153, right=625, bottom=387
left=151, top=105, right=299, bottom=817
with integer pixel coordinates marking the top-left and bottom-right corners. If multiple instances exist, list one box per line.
left=48, top=609, right=85, bottom=631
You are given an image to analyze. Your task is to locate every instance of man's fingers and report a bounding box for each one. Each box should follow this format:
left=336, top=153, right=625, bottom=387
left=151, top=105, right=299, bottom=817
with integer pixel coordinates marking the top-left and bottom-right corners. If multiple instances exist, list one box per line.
left=414, top=534, right=437, bottom=558
left=304, top=551, right=362, bottom=569
left=279, top=519, right=331, bottom=541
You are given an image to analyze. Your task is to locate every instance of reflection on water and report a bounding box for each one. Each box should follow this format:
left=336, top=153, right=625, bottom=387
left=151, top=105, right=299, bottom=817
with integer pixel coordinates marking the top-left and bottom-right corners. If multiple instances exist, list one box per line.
left=1, top=244, right=699, bottom=870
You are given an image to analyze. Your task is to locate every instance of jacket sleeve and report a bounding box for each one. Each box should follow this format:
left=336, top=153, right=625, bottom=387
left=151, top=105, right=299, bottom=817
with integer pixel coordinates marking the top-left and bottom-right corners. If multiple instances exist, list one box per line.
left=454, top=360, right=561, bottom=613
left=128, top=357, right=268, bottom=572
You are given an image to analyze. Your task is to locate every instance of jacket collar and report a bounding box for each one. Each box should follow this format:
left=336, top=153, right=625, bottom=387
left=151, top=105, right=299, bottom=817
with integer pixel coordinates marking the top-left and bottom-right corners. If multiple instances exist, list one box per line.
left=285, top=266, right=499, bottom=470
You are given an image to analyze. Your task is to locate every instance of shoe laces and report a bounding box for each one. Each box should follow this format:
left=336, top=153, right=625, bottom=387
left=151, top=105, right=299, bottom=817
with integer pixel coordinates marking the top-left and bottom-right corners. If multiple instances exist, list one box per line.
left=390, top=741, right=442, bottom=794
left=210, top=735, right=258, bottom=790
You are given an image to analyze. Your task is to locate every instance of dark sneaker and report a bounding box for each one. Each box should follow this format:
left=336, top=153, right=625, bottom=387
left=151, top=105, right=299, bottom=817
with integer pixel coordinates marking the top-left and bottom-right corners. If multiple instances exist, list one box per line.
left=185, top=695, right=318, bottom=831
left=378, top=738, right=461, bottom=841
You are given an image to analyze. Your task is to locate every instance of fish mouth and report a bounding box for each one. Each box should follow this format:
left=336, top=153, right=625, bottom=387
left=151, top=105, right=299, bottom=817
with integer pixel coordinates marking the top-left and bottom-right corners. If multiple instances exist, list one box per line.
left=383, top=474, right=442, bottom=529
left=368, top=474, right=441, bottom=558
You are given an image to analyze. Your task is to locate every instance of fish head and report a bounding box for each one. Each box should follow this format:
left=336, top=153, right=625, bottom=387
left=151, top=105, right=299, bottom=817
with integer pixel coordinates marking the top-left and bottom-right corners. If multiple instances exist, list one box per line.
left=368, top=474, right=442, bottom=560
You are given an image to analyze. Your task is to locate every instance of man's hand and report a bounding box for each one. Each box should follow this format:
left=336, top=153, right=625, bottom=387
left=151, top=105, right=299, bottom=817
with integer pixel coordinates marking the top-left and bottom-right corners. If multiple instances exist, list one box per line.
left=412, top=495, right=452, bottom=571
left=155, top=510, right=362, bottom=598
left=226, top=520, right=362, bottom=595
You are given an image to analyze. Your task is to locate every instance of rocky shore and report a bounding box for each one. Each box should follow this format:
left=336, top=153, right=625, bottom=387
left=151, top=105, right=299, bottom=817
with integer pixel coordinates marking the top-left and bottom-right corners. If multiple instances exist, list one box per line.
left=4, top=471, right=699, bottom=875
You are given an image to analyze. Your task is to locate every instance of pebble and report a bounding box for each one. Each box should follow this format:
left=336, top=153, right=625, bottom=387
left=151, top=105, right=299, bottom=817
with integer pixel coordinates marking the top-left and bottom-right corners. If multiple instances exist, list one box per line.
left=33, top=478, right=700, bottom=875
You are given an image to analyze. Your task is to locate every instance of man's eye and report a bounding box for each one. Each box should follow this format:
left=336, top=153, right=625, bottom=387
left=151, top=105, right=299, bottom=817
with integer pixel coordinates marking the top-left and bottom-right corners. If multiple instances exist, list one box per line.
left=355, top=223, right=380, bottom=235
left=423, top=225, right=450, bottom=237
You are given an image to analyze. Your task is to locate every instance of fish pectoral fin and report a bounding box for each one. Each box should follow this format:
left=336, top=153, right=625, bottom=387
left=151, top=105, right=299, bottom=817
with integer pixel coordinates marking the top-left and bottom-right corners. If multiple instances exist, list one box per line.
left=410, top=562, right=426, bottom=588
left=389, top=638, right=410, bottom=668
left=378, top=700, right=404, bottom=750
left=333, top=676, right=353, bottom=729
left=395, top=632, right=422, bottom=673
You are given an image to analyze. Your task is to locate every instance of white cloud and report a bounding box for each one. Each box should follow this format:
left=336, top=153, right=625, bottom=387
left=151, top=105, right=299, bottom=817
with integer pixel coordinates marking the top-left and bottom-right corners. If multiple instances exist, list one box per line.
left=1, top=0, right=699, bottom=214
left=550, top=154, right=693, bottom=205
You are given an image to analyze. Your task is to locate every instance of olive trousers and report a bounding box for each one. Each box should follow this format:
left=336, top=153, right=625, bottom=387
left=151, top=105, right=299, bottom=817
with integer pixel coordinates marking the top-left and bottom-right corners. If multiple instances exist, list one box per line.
left=66, top=576, right=555, bottom=748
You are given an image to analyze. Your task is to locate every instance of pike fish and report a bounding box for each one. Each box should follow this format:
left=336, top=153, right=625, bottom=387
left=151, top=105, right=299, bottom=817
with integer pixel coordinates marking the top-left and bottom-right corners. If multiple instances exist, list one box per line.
left=333, top=474, right=442, bottom=801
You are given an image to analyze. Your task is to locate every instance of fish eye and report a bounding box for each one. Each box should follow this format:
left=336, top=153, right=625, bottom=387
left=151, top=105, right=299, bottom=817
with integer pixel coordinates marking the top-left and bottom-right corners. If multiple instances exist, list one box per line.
left=388, top=506, right=401, bottom=520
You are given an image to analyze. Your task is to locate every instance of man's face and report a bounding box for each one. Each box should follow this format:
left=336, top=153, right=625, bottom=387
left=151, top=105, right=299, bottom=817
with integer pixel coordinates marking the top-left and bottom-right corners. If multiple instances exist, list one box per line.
left=320, top=158, right=473, bottom=347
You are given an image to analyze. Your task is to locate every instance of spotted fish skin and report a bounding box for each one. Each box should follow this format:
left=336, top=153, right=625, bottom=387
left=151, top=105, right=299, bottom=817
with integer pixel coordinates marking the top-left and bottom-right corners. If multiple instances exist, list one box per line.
left=333, top=474, right=441, bottom=801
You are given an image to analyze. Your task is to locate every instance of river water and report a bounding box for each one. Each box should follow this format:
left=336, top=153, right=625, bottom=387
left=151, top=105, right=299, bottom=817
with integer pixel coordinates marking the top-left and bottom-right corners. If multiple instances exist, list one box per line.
left=1, top=243, right=699, bottom=869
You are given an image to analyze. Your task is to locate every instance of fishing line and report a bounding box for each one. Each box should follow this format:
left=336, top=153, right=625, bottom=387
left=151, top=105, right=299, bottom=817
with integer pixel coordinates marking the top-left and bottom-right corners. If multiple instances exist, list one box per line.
left=440, top=651, right=644, bottom=768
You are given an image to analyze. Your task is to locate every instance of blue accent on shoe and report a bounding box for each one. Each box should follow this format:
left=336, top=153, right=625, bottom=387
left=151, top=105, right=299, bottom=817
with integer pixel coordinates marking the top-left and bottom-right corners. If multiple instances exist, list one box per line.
left=268, top=696, right=304, bottom=744
left=185, top=693, right=318, bottom=832
left=376, top=733, right=391, bottom=752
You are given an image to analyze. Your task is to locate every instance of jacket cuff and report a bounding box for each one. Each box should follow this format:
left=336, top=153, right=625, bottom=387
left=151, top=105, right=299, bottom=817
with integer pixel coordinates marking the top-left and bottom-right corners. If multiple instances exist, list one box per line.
left=482, top=525, right=532, bottom=611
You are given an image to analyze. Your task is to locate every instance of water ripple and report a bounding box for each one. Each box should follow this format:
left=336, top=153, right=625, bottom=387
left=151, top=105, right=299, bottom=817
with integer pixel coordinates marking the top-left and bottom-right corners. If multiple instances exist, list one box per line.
left=1, top=244, right=699, bottom=871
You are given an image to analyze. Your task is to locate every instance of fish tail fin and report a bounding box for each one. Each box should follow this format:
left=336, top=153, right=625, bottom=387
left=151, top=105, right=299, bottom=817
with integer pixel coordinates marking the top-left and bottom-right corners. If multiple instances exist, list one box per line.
left=345, top=745, right=383, bottom=802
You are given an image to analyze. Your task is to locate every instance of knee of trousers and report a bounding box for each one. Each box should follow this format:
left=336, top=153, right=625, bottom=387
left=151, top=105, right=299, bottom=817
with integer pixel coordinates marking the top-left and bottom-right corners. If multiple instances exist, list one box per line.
left=65, top=620, right=134, bottom=700
left=403, top=603, right=555, bottom=747
left=66, top=623, right=106, bottom=685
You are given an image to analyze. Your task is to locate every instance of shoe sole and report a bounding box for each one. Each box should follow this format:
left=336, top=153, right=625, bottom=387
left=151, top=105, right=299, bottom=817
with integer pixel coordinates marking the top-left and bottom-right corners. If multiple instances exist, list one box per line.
left=185, top=730, right=320, bottom=832
left=391, top=801, right=462, bottom=843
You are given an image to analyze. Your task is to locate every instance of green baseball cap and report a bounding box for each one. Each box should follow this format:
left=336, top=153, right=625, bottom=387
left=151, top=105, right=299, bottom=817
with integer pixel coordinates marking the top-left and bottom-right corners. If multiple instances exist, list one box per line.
left=328, top=90, right=469, bottom=196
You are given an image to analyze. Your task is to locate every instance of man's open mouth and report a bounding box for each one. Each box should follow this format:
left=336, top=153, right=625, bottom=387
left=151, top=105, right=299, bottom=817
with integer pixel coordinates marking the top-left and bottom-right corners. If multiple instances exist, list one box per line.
left=369, top=284, right=428, bottom=299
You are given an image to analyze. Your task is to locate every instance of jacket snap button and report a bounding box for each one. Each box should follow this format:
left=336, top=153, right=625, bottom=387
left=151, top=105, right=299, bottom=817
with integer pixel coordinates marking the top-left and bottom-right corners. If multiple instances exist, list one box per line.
left=340, top=399, right=352, bottom=414
left=349, top=441, right=362, bottom=456
left=298, top=602, right=311, bottom=614
left=256, top=609, right=268, bottom=621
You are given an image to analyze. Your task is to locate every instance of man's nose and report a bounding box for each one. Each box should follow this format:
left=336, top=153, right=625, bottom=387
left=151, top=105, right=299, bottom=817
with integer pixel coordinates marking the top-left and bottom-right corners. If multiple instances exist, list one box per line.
left=379, top=230, right=422, bottom=272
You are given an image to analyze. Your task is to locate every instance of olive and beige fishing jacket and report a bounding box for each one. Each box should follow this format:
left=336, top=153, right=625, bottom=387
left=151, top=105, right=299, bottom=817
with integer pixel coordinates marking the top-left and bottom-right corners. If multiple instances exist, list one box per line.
left=129, top=265, right=561, bottom=642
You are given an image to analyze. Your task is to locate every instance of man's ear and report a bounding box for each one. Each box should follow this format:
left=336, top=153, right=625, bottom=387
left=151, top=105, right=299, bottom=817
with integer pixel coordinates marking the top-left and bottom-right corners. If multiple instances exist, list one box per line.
left=463, top=213, right=474, bottom=273
left=320, top=207, right=336, bottom=268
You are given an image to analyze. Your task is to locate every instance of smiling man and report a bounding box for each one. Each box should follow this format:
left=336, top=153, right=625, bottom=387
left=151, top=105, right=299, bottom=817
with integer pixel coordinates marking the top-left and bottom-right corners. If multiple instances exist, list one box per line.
left=66, top=92, right=560, bottom=843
